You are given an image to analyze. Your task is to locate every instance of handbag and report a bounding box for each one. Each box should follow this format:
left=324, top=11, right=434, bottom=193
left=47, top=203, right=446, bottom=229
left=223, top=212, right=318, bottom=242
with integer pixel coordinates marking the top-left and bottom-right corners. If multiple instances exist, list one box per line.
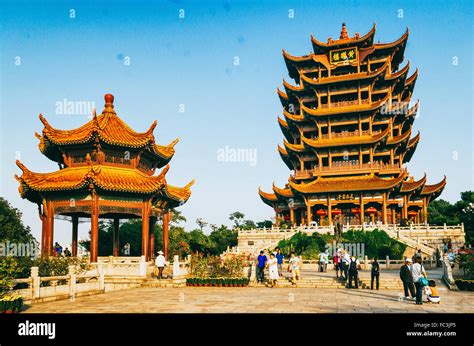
left=420, top=276, right=429, bottom=287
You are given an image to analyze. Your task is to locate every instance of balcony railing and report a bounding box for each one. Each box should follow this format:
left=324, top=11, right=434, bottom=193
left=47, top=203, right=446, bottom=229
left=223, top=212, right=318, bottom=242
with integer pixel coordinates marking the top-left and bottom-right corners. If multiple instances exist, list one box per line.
left=318, top=99, right=370, bottom=109
left=294, top=162, right=401, bottom=179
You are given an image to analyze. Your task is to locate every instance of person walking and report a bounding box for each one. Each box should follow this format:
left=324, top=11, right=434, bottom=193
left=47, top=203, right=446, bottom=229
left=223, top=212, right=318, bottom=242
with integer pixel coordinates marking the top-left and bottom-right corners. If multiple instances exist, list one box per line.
left=347, top=256, right=360, bottom=289
left=275, top=248, right=284, bottom=277
left=288, top=252, right=301, bottom=285
left=412, top=257, right=427, bottom=305
left=155, top=250, right=166, bottom=279
left=370, top=257, right=380, bottom=290
left=256, top=251, right=267, bottom=283
left=333, top=251, right=340, bottom=279
left=342, top=250, right=351, bottom=281
left=399, top=258, right=416, bottom=300
left=319, top=251, right=328, bottom=272
left=267, top=253, right=279, bottom=287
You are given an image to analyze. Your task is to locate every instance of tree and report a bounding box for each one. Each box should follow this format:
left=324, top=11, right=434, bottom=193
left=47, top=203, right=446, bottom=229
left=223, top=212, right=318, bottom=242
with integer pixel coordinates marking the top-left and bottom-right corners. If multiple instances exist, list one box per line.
left=0, top=198, right=37, bottom=244
left=196, top=218, right=208, bottom=232
left=209, top=225, right=237, bottom=255
left=428, top=191, right=473, bottom=243
left=256, top=220, right=273, bottom=228
left=229, top=212, right=245, bottom=228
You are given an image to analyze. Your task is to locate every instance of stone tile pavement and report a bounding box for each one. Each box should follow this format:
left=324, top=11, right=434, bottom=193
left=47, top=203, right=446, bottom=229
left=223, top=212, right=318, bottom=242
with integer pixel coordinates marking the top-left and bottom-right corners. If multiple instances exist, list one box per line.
left=24, top=284, right=474, bottom=314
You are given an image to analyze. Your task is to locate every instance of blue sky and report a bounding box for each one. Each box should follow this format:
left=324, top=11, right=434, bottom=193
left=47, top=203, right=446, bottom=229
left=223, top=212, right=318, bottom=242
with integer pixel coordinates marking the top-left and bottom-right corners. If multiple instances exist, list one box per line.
left=0, top=0, right=472, bottom=246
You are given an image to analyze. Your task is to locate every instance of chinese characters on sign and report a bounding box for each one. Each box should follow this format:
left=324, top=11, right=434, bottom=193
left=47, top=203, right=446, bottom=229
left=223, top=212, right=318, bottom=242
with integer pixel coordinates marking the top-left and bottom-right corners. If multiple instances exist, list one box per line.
left=329, top=47, right=358, bottom=65
left=335, top=193, right=355, bottom=201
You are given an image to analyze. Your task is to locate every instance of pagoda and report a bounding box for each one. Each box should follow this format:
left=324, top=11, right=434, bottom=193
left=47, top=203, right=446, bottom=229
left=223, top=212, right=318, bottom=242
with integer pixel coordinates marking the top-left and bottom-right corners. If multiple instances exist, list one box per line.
left=16, top=94, right=193, bottom=261
left=259, top=23, right=446, bottom=227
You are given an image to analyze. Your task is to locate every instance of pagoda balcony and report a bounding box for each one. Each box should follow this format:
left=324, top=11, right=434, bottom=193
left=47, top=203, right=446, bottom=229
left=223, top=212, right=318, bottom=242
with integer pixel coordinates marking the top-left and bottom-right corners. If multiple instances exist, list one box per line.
left=318, top=129, right=379, bottom=140
left=318, top=99, right=370, bottom=109
left=294, top=162, right=401, bottom=179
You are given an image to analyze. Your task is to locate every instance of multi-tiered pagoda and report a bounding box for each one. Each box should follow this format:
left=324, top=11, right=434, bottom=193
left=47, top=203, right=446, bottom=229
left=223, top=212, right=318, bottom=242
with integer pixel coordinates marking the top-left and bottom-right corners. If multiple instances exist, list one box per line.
left=16, top=94, right=193, bottom=261
left=259, top=23, right=446, bottom=227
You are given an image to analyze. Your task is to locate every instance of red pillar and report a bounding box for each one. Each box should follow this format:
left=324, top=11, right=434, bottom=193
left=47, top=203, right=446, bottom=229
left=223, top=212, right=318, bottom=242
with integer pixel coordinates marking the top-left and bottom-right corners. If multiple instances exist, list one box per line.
left=163, top=211, right=170, bottom=260
left=149, top=216, right=156, bottom=258
left=72, top=216, right=79, bottom=257
left=90, top=192, right=99, bottom=262
left=142, top=201, right=150, bottom=261
left=113, top=218, right=120, bottom=257
left=46, top=201, right=54, bottom=256
left=39, top=208, right=47, bottom=257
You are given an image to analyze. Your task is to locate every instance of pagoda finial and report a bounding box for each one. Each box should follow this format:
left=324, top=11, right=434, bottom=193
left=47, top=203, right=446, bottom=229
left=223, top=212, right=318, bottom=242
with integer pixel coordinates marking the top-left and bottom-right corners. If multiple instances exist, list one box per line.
left=340, top=22, right=349, bottom=40
left=104, top=94, right=115, bottom=112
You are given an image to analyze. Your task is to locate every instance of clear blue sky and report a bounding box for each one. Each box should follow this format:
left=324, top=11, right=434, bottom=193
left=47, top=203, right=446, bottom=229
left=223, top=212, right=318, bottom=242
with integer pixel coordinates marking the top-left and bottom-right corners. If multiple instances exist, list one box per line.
left=0, top=0, right=472, bottom=247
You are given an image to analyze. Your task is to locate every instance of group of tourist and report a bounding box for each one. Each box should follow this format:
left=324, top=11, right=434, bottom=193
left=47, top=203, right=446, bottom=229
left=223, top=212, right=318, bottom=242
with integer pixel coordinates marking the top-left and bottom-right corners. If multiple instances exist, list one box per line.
left=52, top=242, right=71, bottom=257
left=399, top=252, right=440, bottom=305
left=256, top=248, right=302, bottom=287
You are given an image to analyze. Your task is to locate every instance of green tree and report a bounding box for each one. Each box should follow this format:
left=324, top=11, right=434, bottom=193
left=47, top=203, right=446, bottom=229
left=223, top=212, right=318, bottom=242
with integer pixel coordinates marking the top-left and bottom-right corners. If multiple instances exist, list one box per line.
left=229, top=212, right=245, bottom=228
left=0, top=198, right=37, bottom=244
left=209, top=225, right=237, bottom=255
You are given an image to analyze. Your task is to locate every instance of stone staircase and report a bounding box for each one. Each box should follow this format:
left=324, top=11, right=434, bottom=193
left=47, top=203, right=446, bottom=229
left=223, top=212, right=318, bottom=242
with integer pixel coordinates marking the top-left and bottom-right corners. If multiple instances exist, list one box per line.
left=141, top=278, right=175, bottom=288
left=255, top=276, right=404, bottom=290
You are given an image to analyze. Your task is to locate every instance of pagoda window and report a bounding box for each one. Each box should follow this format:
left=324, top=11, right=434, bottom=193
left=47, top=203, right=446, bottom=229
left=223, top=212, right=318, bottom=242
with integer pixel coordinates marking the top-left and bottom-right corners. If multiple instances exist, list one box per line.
left=138, top=156, right=153, bottom=172
left=104, top=151, right=132, bottom=166
left=321, top=157, right=329, bottom=167
left=320, top=69, right=329, bottom=78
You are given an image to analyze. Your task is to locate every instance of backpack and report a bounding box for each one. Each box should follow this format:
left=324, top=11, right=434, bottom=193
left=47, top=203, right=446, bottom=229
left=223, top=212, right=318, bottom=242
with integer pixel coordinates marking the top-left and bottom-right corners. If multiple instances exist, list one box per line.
left=349, top=260, right=357, bottom=271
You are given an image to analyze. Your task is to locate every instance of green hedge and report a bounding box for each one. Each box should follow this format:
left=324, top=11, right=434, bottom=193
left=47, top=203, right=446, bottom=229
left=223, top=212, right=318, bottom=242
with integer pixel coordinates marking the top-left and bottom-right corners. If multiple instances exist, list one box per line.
left=455, top=279, right=474, bottom=291
left=0, top=295, right=24, bottom=313
left=186, top=277, right=249, bottom=287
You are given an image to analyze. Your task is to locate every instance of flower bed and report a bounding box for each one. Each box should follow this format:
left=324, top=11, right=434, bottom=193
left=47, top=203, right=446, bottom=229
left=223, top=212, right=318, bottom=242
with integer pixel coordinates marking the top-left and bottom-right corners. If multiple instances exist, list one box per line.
left=0, top=295, right=24, bottom=313
left=186, top=277, right=249, bottom=287
left=455, top=279, right=474, bottom=291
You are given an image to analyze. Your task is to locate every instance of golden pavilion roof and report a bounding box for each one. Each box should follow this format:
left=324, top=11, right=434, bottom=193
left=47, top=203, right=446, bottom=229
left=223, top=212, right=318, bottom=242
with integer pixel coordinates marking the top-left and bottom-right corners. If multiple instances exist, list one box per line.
left=37, top=94, right=177, bottom=165
left=15, top=160, right=192, bottom=198
left=310, top=23, right=376, bottom=53
left=400, top=174, right=427, bottom=193
left=289, top=170, right=408, bottom=194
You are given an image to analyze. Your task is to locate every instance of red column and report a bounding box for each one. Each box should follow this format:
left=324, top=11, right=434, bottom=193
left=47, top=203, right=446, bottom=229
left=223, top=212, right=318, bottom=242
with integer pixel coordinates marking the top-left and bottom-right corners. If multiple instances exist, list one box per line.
left=90, top=192, right=99, bottom=262
left=113, top=218, right=120, bottom=257
left=149, top=216, right=156, bottom=258
left=72, top=216, right=79, bottom=257
left=163, top=211, right=170, bottom=260
left=142, top=201, right=150, bottom=261
left=46, top=201, right=54, bottom=256
left=39, top=208, right=47, bottom=257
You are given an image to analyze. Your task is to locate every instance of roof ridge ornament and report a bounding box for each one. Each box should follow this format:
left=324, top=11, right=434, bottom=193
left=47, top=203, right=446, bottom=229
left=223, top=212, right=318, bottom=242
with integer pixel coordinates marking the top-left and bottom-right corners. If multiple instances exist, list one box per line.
left=103, top=93, right=115, bottom=114
left=340, top=23, right=349, bottom=40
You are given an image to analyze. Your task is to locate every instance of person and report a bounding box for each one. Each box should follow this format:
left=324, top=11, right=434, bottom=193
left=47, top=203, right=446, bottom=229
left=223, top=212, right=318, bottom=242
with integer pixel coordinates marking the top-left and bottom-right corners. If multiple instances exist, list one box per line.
left=413, top=249, right=422, bottom=263
left=333, top=251, right=340, bottom=279
left=371, top=257, right=380, bottom=290
left=319, top=251, right=328, bottom=272
left=412, top=257, right=427, bottom=305
left=275, top=248, right=284, bottom=277
left=342, top=250, right=351, bottom=281
left=347, top=256, right=360, bottom=289
left=425, top=280, right=440, bottom=304
left=63, top=247, right=72, bottom=257
left=55, top=242, right=63, bottom=257
left=123, top=242, right=130, bottom=256
left=155, top=250, right=166, bottom=279
left=400, top=258, right=415, bottom=300
left=447, top=249, right=455, bottom=269
left=288, top=252, right=301, bottom=285
left=256, top=251, right=267, bottom=283
left=267, top=253, right=279, bottom=287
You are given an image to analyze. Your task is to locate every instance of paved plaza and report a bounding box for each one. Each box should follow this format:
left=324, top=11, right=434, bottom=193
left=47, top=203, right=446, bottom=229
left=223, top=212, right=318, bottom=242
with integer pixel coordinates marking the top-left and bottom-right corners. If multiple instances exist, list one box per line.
left=24, top=278, right=474, bottom=314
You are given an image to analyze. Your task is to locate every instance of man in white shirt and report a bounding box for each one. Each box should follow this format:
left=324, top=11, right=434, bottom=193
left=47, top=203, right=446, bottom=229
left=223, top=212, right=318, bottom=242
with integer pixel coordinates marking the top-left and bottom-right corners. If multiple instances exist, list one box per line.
left=155, top=250, right=166, bottom=279
left=342, top=251, right=351, bottom=281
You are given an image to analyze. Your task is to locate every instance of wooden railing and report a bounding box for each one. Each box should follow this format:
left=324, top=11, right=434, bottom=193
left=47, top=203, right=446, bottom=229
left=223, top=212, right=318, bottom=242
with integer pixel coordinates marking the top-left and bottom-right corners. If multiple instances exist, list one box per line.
left=294, top=162, right=401, bottom=178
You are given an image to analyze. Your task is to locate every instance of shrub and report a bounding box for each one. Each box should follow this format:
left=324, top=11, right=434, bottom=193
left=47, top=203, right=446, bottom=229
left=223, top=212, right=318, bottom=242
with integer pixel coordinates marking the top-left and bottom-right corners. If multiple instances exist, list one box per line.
left=455, top=279, right=474, bottom=291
